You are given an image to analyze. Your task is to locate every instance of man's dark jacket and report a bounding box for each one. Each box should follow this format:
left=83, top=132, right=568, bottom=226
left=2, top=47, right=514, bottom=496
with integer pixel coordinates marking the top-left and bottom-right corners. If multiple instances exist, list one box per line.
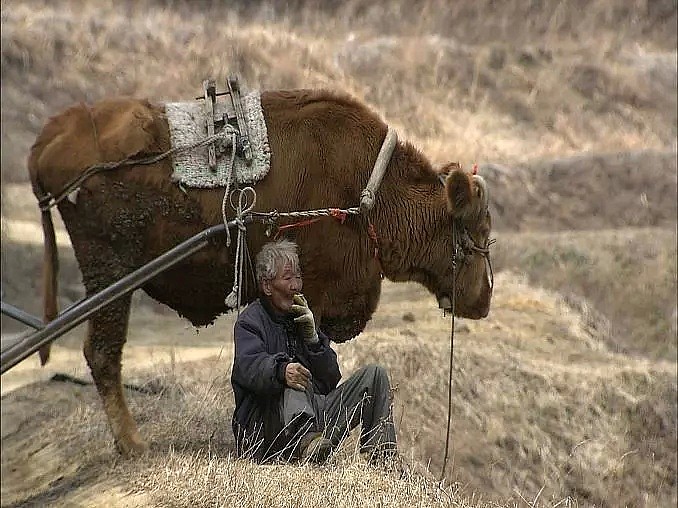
left=231, top=298, right=341, bottom=461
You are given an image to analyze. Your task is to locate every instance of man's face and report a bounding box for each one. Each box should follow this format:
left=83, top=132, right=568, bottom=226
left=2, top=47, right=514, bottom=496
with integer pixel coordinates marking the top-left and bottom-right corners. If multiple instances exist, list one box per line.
left=262, top=261, right=302, bottom=314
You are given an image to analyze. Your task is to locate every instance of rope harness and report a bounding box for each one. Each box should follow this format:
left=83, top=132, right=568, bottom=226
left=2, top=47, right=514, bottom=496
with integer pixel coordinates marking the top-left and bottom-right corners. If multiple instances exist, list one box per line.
left=220, top=127, right=396, bottom=309
left=37, top=128, right=238, bottom=212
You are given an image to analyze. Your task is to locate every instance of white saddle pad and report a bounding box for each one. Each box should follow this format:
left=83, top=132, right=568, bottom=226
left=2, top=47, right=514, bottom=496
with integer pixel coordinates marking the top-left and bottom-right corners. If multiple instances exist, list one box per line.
left=164, top=91, right=270, bottom=188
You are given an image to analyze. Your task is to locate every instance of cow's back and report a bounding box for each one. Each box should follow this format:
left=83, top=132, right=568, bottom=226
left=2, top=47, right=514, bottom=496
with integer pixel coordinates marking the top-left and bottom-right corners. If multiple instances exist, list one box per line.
left=27, top=98, right=233, bottom=326
left=27, top=90, right=389, bottom=337
left=29, top=99, right=166, bottom=192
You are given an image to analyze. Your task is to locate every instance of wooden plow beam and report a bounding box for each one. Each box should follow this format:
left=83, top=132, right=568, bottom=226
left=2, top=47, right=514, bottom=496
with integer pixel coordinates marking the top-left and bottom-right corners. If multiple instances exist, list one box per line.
left=1, top=301, right=44, bottom=331
left=0, top=221, right=243, bottom=375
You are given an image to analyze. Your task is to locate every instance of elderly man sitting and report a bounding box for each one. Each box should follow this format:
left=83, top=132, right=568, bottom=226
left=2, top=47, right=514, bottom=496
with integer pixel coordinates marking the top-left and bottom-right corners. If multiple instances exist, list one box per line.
left=231, top=239, right=397, bottom=464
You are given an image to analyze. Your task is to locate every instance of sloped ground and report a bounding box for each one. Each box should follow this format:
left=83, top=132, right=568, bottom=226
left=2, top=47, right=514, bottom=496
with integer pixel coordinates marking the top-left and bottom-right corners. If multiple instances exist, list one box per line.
left=2, top=275, right=675, bottom=507
left=494, top=228, right=677, bottom=360
left=484, top=149, right=677, bottom=232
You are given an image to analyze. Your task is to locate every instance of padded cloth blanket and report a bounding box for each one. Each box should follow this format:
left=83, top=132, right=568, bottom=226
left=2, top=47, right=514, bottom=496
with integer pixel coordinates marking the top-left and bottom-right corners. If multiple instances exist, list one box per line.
left=164, top=91, right=270, bottom=188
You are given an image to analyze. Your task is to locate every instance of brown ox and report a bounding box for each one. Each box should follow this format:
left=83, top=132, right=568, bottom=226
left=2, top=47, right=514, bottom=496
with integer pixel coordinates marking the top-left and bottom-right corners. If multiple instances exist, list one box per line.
left=28, top=89, right=493, bottom=456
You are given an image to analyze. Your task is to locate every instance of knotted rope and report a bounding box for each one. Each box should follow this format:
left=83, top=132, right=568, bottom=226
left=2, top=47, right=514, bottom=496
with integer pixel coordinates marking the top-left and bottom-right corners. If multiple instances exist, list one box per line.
left=222, top=190, right=363, bottom=311
left=221, top=127, right=395, bottom=306
left=269, top=207, right=360, bottom=239
left=223, top=187, right=256, bottom=312
left=221, top=130, right=239, bottom=247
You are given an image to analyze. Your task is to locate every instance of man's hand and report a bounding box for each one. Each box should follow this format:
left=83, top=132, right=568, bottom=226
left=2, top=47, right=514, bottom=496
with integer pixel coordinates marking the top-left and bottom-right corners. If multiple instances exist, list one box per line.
left=290, top=294, right=319, bottom=344
left=285, top=362, right=312, bottom=391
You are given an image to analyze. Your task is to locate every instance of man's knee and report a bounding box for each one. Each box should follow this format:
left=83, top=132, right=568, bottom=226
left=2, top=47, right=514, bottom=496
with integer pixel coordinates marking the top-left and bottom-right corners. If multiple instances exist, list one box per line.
left=358, top=365, right=391, bottom=397
left=284, top=387, right=307, bottom=401
left=363, top=364, right=389, bottom=383
left=283, top=387, right=315, bottom=422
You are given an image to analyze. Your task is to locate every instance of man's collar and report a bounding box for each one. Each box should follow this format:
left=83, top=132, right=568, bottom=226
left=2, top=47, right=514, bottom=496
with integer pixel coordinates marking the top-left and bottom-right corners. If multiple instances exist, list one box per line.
left=260, top=296, right=292, bottom=324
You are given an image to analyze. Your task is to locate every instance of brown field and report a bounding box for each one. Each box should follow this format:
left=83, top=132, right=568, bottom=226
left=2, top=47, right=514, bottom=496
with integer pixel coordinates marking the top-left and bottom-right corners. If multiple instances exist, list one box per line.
left=1, top=0, right=676, bottom=507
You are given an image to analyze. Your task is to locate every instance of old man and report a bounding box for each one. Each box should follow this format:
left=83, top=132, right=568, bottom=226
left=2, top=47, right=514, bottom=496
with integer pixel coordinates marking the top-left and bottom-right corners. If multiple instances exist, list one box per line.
left=231, top=239, right=397, bottom=464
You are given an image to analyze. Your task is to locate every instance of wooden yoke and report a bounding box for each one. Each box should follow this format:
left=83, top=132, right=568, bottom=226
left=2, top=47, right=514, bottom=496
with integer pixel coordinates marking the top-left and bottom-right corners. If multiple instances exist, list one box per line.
left=202, top=79, right=218, bottom=172
left=227, top=75, right=253, bottom=165
left=197, top=75, right=253, bottom=169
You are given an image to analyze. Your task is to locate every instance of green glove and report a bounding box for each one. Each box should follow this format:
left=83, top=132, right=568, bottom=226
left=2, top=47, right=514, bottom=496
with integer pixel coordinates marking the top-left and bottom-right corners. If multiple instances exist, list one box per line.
left=290, top=294, right=319, bottom=345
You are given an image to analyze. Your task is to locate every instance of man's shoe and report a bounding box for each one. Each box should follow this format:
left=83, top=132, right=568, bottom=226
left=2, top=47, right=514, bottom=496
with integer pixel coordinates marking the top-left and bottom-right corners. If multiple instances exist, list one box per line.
left=299, top=432, right=333, bottom=464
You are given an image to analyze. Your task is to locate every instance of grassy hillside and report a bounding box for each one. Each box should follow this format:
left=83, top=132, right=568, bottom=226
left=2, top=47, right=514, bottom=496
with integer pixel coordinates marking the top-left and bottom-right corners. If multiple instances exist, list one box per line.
left=1, top=0, right=676, bottom=507
left=494, top=228, right=677, bottom=360
left=1, top=0, right=676, bottom=184
left=2, top=276, right=676, bottom=507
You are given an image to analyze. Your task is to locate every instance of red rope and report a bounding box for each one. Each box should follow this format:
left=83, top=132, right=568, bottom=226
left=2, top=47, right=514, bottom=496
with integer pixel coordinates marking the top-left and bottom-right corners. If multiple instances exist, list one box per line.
left=272, top=209, right=384, bottom=278
left=329, top=208, right=348, bottom=224
left=367, top=222, right=378, bottom=245
left=273, top=218, right=322, bottom=239
left=367, top=220, right=385, bottom=279
left=273, top=208, right=348, bottom=240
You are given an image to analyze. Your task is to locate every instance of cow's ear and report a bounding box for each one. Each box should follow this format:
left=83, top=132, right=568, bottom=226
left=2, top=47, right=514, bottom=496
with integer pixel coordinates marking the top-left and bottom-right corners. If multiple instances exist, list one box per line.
left=445, top=168, right=474, bottom=219
left=445, top=168, right=488, bottom=221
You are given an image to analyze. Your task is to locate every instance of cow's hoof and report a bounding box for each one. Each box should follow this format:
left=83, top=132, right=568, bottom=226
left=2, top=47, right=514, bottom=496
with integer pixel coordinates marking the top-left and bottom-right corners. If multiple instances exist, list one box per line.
left=115, top=436, right=149, bottom=458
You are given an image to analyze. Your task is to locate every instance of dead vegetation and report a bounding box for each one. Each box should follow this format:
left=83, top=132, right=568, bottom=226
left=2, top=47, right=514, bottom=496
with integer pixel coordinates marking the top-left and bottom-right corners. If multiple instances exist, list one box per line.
left=1, top=0, right=676, bottom=183
left=493, top=228, right=677, bottom=360
left=1, top=0, right=676, bottom=506
left=2, top=275, right=675, bottom=507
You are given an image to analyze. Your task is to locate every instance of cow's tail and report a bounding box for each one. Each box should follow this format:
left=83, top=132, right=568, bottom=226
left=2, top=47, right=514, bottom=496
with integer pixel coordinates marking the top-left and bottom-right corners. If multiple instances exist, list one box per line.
left=28, top=139, right=59, bottom=366
left=28, top=123, right=62, bottom=367
left=39, top=204, right=59, bottom=365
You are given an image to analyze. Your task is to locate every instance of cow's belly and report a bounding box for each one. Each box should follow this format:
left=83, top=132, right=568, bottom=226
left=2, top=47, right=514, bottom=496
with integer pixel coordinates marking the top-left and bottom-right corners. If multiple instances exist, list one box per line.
left=141, top=262, right=233, bottom=327
left=56, top=175, right=246, bottom=327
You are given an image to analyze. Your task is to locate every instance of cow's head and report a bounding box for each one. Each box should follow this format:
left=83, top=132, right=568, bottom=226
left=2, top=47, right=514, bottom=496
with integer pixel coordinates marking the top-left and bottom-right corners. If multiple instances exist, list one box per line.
left=430, top=163, right=494, bottom=319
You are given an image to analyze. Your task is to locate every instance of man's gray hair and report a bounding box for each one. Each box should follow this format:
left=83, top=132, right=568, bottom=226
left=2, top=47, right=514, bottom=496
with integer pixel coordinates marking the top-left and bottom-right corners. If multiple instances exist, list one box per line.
left=255, top=239, right=300, bottom=284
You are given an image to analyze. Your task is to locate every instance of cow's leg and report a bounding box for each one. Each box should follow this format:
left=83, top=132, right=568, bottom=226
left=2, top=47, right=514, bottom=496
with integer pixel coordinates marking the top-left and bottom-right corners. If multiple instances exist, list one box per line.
left=83, top=293, right=147, bottom=456
left=67, top=220, right=147, bottom=457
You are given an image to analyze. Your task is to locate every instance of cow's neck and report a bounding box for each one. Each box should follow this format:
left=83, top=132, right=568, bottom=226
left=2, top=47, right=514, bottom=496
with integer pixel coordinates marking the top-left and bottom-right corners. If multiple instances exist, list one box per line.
left=368, top=143, right=446, bottom=283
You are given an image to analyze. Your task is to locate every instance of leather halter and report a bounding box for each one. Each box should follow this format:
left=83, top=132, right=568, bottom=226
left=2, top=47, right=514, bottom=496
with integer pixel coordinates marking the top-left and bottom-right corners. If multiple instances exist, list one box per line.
left=452, top=218, right=495, bottom=291
left=439, top=172, right=495, bottom=291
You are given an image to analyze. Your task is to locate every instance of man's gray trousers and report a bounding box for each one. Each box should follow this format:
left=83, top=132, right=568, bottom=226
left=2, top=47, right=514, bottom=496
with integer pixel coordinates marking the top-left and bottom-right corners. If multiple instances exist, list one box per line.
left=281, top=364, right=397, bottom=456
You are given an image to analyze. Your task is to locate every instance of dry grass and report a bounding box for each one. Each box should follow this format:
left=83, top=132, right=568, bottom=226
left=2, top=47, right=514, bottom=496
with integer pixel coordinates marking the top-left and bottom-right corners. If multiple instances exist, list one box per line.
left=122, top=453, right=463, bottom=508
left=484, top=150, right=678, bottom=232
left=2, top=276, right=675, bottom=507
left=342, top=274, right=676, bottom=507
left=493, top=228, right=677, bottom=360
left=1, top=0, right=676, bottom=183
left=1, top=0, right=676, bottom=507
